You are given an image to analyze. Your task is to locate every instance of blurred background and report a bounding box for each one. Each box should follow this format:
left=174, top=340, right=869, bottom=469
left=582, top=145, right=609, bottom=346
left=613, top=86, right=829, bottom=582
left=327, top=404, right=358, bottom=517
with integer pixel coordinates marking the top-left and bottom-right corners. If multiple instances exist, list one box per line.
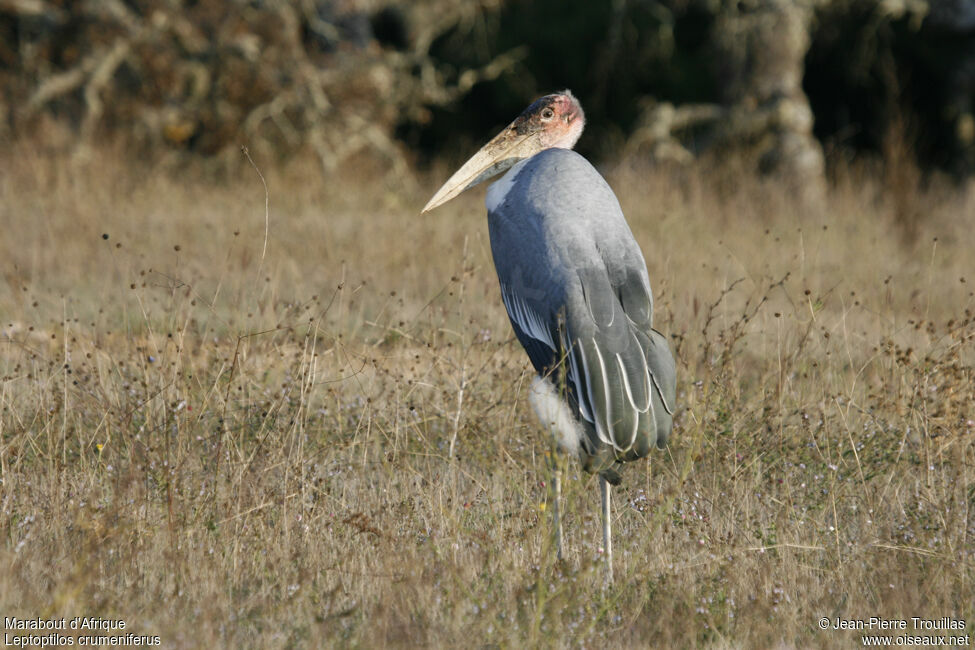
left=2, top=5, right=975, bottom=643
left=2, top=0, right=973, bottom=193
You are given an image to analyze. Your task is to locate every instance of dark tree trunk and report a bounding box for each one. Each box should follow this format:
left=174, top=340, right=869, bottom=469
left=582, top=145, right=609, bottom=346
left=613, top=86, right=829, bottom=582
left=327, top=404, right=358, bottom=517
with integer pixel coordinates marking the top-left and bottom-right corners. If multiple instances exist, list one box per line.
left=713, top=0, right=826, bottom=205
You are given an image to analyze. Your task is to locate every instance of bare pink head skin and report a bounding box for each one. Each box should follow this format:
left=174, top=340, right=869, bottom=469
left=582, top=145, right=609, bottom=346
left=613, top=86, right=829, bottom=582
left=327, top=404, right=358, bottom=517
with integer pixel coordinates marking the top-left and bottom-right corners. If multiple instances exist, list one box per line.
left=422, top=90, right=587, bottom=213
left=508, top=90, right=586, bottom=150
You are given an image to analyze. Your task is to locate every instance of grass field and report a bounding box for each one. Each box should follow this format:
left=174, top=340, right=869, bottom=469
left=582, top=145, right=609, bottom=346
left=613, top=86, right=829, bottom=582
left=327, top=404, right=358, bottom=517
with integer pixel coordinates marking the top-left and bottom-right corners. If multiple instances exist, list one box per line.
left=1, top=144, right=974, bottom=648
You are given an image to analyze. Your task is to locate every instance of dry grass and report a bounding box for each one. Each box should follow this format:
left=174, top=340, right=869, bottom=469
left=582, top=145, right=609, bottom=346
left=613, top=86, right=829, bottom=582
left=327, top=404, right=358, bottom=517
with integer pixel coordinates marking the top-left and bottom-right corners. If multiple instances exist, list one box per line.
left=1, top=144, right=973, bottom=648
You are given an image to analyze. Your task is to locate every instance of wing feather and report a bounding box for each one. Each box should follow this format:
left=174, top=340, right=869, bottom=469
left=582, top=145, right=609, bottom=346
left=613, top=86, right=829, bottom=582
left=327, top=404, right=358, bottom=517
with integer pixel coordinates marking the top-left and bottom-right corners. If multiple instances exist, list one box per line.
left=589, top=336, right=620, bottom=450
left=615, top=353, right=641, bottom=448
left=499, top=283, right=556, bottom=352
left=566, top=340, right=594, bottom=423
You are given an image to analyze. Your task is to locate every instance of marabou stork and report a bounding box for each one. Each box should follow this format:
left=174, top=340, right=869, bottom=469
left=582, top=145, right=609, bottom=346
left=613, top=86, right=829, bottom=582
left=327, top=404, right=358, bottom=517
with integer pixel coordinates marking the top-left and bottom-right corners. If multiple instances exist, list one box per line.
left=422, top=91, right=676, bottom=581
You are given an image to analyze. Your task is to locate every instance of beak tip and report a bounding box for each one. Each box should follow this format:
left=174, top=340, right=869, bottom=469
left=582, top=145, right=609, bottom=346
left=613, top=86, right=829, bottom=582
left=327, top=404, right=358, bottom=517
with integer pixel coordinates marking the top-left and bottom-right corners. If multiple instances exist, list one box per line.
left=421, top=190, right=452, bottom=214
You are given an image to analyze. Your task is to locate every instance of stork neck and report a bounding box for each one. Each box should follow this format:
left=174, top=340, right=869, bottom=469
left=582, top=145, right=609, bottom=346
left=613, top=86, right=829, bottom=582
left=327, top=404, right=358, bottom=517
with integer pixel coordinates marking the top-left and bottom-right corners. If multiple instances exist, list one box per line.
left=549, top=119, right=584, bottom=150
left=486, top=157, right=532, bottom=214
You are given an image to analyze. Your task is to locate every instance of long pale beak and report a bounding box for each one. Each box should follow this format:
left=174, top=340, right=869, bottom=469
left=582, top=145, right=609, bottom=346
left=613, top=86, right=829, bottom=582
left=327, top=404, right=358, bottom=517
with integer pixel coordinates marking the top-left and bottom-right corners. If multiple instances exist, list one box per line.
left=421, top=128, right=544, bottom=213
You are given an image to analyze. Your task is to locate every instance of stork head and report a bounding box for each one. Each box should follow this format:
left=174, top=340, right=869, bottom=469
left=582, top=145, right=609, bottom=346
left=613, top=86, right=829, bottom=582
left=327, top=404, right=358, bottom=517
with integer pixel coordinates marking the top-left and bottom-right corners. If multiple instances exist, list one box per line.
left=421, top=90, right=586, bottom=213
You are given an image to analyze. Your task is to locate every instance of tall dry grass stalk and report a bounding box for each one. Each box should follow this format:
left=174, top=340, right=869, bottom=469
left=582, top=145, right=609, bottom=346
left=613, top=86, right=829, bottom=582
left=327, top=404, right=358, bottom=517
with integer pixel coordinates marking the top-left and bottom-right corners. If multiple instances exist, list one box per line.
left=1, top=144, right=973, bottom=647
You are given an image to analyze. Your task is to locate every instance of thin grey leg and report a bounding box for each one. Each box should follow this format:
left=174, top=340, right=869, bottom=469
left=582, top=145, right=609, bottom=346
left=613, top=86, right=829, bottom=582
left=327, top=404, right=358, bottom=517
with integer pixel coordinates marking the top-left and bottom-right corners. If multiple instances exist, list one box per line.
left=554, top=468, right=564, bottom=560
left=600, top=475, right=613, bottom=583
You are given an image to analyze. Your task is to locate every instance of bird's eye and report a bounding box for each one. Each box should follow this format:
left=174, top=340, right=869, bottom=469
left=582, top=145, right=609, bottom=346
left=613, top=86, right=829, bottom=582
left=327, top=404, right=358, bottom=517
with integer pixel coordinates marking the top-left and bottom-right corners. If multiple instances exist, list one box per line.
left=542, top=108, right=555, bottom=120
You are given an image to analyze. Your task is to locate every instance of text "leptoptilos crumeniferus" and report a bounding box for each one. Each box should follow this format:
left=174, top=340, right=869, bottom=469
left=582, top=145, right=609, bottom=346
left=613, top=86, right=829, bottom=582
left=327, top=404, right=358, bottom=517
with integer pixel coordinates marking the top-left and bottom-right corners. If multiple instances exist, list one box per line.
left=422, top=90, right=676, bottom=582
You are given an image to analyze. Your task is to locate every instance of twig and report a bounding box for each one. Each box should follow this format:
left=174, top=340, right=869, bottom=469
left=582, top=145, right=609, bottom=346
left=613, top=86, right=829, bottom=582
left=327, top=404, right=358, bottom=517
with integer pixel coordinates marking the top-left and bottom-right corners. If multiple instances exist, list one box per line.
left=241, top=146, right=271, bottom=280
